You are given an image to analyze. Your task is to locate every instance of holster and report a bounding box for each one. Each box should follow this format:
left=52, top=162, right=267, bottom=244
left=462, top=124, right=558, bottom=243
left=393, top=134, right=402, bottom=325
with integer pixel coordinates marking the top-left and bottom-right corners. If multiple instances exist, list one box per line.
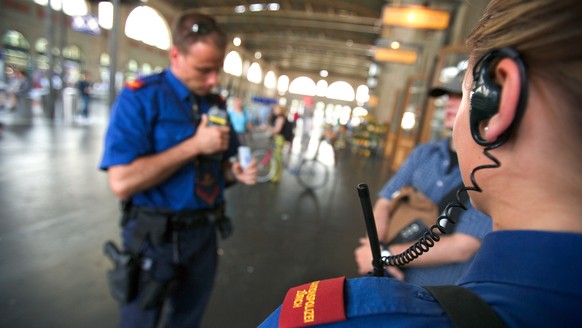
left=104, top=239, right=173, bottom=309
left=103, top=241, right=140, bottom=304
left=215, top=214, right=233, bottom=239
left=205, top=204, right=233, bottom=239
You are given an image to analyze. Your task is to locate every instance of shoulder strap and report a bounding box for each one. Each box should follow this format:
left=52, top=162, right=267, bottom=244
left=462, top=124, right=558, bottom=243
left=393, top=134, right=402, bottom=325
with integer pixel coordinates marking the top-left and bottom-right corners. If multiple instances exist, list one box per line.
left=424, top=285, right=505, bottom=328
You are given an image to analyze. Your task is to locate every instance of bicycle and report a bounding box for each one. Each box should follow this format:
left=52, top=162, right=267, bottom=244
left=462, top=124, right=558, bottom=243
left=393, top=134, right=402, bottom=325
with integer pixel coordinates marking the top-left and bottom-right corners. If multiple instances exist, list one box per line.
left=251, top=137, right=329, bottom=189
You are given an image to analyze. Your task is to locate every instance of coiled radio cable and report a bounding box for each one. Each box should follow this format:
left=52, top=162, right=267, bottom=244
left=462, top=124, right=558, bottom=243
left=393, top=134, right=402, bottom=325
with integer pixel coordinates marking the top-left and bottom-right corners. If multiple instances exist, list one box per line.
left=382, top=145, right=500, bottom=267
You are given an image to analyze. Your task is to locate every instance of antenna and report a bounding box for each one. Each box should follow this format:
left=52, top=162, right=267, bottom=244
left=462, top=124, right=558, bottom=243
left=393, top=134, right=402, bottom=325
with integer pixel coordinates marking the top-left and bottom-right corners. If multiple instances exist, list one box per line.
left=357, top=183, right=384, bottom=277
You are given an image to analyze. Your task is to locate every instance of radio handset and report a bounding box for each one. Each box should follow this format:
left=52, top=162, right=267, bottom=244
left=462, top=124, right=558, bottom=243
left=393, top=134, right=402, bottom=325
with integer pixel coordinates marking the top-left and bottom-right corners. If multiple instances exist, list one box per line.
left=205, top=106, right=229, bottom=161
left=357, top=183, right=385, bottom=277
left=208, top=106, right=228, bottom=127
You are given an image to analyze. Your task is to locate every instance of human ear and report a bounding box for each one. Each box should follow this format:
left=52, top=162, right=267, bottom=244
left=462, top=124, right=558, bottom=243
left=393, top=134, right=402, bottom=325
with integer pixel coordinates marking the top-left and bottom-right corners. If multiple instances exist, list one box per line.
left=168, top=46, right=182, bottom=63
left=483, top=58, right=523, bottom=143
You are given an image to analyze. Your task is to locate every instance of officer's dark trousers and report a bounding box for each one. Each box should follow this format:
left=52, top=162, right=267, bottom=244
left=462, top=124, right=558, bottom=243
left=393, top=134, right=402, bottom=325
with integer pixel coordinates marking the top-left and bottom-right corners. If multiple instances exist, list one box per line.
left=119, top=219, right=218, bottom=328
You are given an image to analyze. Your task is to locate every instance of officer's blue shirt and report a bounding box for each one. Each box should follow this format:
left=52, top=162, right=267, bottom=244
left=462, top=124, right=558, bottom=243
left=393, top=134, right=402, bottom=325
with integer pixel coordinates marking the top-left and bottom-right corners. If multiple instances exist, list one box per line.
left=259, top=230, right=582, bottom=327
left=99, top=70, right=238, bottom=211
left=378, top=138, right=491, bottom=285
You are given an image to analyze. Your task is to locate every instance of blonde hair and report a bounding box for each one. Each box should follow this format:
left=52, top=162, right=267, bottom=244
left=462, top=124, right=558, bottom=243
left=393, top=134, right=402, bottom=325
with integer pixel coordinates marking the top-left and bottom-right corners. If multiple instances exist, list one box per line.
left=274, top=104, right=288, bottom=116
left=467, top=0, right=582, bottom=136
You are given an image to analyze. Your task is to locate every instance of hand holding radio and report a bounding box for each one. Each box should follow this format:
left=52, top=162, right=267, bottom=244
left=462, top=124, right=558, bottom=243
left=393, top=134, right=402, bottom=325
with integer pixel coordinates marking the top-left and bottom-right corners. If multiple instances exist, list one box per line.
left=191, top=108, right=230, bottom=158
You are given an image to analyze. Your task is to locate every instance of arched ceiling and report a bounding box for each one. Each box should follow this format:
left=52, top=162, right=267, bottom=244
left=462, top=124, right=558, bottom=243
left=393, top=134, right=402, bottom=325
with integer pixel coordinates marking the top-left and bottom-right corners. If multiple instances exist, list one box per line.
left=163, top=0, right=386, bottom=83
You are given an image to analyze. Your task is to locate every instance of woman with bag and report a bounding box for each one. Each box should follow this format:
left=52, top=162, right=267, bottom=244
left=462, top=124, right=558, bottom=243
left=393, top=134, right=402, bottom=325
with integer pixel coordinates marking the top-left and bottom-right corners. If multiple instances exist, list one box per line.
left=354, top=69, right=492, bottom=285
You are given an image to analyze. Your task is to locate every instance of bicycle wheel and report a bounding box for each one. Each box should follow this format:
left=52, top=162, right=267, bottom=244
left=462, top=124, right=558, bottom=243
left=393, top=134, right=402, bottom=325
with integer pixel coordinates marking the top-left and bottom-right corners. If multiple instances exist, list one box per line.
left=296, top=159, right=328, bottom=189
left=252, top=149, right=278, bottom=183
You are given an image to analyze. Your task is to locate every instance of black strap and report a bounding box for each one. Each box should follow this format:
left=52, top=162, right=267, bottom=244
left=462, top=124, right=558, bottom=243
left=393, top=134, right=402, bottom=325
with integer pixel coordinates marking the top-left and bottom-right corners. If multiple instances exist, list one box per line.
left=424, top=286, right=505, bottom=328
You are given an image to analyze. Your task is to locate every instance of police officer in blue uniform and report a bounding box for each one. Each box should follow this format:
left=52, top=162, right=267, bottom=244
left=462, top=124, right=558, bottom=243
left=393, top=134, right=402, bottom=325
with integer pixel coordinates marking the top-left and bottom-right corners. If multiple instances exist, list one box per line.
left=260, top=0, right=582, bottom=326
left=100, top=11, right=257, bottom=328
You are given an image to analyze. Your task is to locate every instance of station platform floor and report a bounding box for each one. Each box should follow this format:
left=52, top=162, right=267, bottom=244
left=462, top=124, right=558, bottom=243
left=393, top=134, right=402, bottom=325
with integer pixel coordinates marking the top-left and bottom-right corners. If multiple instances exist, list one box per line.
left=0, top=99, right=395, bottom=328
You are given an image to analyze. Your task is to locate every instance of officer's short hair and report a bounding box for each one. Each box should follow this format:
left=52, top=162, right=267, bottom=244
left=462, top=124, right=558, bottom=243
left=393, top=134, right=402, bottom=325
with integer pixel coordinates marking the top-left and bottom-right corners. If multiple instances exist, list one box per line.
left=171, top=10, right=227, bottom=53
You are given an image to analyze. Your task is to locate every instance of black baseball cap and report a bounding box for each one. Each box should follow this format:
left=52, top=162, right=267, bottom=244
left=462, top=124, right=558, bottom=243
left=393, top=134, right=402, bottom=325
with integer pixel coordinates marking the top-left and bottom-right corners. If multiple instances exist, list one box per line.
left=429, top=69, right=465, bottom=97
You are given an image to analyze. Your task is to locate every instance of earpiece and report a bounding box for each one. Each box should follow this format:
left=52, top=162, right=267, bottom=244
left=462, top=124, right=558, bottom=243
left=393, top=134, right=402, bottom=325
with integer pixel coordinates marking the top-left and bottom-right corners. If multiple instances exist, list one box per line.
left=470, top=47, right=528, bottom=148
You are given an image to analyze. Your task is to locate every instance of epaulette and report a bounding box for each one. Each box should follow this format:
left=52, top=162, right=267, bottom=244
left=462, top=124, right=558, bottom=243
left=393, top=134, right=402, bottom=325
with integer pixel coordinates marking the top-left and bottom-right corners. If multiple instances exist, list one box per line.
left=279, top=276, right=346, bottom=327
left=124, top=72, right=164, bottom=91
left=124, top=80, right=145, bottom=91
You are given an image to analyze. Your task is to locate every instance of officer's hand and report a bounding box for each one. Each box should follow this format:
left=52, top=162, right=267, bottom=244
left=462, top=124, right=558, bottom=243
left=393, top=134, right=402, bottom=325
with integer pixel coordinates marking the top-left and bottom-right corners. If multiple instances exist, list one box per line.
left=232, top=158, right=258, bottom=185
left=192, top=115, right=230, bottom=155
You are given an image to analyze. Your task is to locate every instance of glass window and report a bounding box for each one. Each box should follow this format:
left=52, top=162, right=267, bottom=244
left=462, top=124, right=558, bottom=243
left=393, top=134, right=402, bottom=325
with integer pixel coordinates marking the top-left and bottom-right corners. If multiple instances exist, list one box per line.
left=224, top=51, right=242, bottom=76
left=326, top=81, right=355, bottom=101
left=247, top=62, right=262, bottom=84
left=125, top=6, right=170, bottom=50
left=289, top=76, right=316, bottom=96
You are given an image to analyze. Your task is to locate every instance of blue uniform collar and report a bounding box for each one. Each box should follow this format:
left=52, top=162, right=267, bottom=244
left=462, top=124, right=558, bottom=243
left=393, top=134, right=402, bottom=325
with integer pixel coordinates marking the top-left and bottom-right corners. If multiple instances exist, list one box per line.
left=164, top=69, right=191, bottom=102
left=458, top=230, right=582, bottom=296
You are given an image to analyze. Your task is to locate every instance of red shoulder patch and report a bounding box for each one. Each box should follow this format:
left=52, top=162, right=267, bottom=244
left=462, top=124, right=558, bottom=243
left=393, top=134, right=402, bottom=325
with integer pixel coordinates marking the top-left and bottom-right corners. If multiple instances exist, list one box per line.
left=279, top=276, right=346, bottom=328
left=124, top=80, right=144, bottom=91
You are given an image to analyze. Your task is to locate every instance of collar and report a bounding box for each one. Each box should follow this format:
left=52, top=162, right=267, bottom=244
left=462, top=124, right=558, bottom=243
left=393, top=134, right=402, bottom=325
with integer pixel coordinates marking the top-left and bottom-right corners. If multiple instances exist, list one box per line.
left=458, top=230, right=582, bottom=296
left=164, top=69, right=191, bottom=102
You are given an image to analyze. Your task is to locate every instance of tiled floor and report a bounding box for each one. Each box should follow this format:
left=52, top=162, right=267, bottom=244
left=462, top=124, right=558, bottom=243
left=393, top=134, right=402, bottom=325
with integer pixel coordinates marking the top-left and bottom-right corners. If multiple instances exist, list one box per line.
left=0, top=100, right=394, bottom=328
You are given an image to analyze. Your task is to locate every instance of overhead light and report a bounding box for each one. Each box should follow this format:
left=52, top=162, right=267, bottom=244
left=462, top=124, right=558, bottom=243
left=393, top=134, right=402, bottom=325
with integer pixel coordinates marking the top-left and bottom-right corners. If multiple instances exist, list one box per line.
left=374, top=48, right=417, bottom=64
left=401, top=111, right=416, bottom=130
left=390, top=41, right=400, bottom=49
left=249, top=4, right=264, bottom=12
left=367, top=77, right=378, bottom=89
left=368, top=63, right=379, bottom=77
left=233, top=37, right=241, bottom=46
left=320, top=70, right=328, bottom=78
left=267, top=3, right=280, bottom=11
left=254, top=51, right=262, bottom=59
left=383, top=6, right=451, bottom=30
left=352, top=107, right=368, bottom=117
left=234, top=5, right=246, bottom=13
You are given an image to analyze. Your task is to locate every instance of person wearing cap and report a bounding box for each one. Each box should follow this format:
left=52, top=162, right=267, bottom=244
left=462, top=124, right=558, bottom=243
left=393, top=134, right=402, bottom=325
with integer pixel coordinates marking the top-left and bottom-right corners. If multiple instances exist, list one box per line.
left=99, top=10, right=257, bottom=328
left=354, top=69, right=491, bottom=285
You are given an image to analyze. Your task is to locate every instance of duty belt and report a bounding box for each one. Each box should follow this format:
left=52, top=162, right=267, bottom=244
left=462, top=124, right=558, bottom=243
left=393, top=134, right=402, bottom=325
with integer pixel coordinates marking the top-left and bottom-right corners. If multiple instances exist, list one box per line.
left=129, top=205, right=224, bottom=231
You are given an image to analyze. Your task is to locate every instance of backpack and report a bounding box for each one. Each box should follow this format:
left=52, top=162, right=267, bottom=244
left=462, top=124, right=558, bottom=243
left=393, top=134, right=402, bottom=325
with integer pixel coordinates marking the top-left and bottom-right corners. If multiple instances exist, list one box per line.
left=281, top=118, right=295, bottom=142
